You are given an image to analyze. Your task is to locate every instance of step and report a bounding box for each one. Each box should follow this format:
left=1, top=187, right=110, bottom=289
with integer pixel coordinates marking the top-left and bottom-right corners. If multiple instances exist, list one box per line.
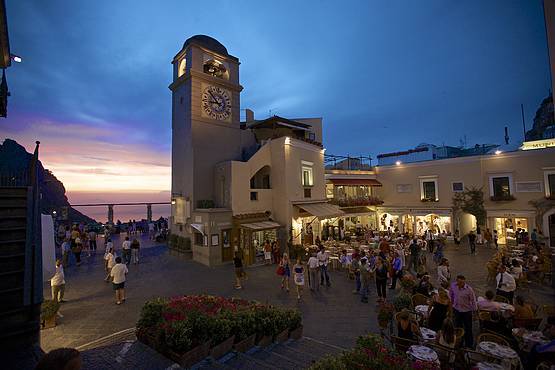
left=220, top=351, right=275, bottom=369
left=0, top=239, right=26, bottom=245
left=270, top=341, right=324, bottom=368
left=0, top=209, right=27, bottom=218
left=250, top=345, right=306, bottom=369
left=0, top=219, right=26, bottom=228
left=0, top=187, right=28, bottom=197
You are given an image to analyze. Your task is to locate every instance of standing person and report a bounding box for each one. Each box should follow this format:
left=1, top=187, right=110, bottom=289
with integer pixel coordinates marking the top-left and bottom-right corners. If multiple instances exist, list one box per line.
left=476, top=225, right=482, bottom=245
left=61, top=238, right=71, bottom=267
left=317, top=246, right=331, bottom=287
left=449, top=275, right=477, bottom=348
left=131, top=238, right=140, bottom=264
left=437, top=258, right=451, bottom=289
left=105, top=238, right=114, bottom=254
left=493, top=230, right=498, bottom=249
left=233, top=252, right=245, bottom=289
left=280, top=253, right=291, bottom=292
left=50, top=259, right=66, bottom=303
left=293, top=258, right=305, bottom=300
left=351, top=253, right=361, bottom=294
left=359, top=257, right=371, bottom=303
left=122, top=237, right=131, bottom=265
left=375, top=257, right=388, bottom=301
left=395, top=242, right=405, bottom=271
left=73, top=237, right=83, bottom=266
left=148, top=221, right=155, bottom=240
left=263, top=240, right=272, bottom=265
left=81, top=231, right=90, bottom=257
left=104, top=248, right=115, bottom=282
left=88, top=229, right=97, bottom=254
left=484, top=228, right=492, bottom=248
left=272, top=241, right=280, bottom=264
left=468, top=231, right=476, bottom=255
left=495, top=264, right=516, bottom=303
left=389, top=252, right=403, bottom=290
left=307, top=252, right=319, bottom=291
left=409, top=238, right=420, bottom=274
left=110, top=256, right=128, bottom=305
left=454, top=229, right=460, bottom=246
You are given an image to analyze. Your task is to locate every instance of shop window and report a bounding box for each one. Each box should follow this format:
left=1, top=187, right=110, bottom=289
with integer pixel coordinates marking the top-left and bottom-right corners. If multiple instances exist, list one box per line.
left=250, top=191, right=258, bottom=201
left=194, top=232, right=204, bottom=246
left=545, top=171, right=555, bottom=198
left=490, top=175, right=512, bottom=199
left=452, top=182, right=464, bottom=192
left=326, top=184, right=334, bottom=199
left=420, top=179, right=438, bottom=201
left=304, top=188, right=312, bottom=198
left=302, top=166, right=313, bottom=187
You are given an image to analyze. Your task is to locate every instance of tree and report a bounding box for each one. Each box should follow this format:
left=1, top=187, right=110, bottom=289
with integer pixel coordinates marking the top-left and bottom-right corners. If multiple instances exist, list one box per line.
left=452, top=186, right=486, bottom=226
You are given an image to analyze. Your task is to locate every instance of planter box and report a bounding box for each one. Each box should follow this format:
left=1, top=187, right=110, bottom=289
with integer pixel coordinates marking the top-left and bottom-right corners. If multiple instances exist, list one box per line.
left=166, top=342, right=210, bottom=368
left=234, top=334, right=256, bottom=353
left=41, top=316, right=56, bottom=329
left=274, top=328, right=289, bottom=343
left=137, top=330, right=157, bottom=349
left=289, top=325, right=303, bottom=340
left=256, top=334, right=272, bottom=348
left=210, top=335, right=235, bottom=359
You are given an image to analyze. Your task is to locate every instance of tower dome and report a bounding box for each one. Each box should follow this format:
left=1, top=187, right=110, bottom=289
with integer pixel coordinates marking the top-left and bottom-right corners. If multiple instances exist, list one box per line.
left=183, top=35, right=228, bottom=56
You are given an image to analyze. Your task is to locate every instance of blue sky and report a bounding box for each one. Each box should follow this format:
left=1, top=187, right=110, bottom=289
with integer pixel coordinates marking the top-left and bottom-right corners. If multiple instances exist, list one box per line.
left=0, top=0, right=551, bottom=192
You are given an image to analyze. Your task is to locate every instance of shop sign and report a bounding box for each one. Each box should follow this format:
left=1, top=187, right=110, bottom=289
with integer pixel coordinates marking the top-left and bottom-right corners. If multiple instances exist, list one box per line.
left=521, top=139, right=555, bottom=150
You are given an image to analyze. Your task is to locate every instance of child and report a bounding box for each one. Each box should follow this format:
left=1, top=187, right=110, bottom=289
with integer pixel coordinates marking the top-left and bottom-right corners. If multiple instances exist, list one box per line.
left=293, top=258, right=305, bottom=300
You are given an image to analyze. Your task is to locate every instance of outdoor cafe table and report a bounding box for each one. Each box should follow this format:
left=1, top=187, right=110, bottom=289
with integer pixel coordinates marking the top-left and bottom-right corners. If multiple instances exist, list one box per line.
left=477, top=341, right=522, bottom=369
left=415, top=305, right=430, bottom=319
left=407, top=345, right=439, bottom=365
left=420, top=327, right=436, bottom=342
left=512, top=328, right=549, bottom=352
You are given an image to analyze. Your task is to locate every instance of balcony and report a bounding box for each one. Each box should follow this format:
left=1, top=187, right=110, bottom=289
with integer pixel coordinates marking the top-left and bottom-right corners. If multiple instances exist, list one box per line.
left=329, top=196, right=383, bottom=207
left=490, top=194, right=516, bottom=202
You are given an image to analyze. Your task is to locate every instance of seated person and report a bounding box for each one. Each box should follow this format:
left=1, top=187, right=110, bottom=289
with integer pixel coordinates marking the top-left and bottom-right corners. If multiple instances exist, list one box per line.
left=514, top=295, right=535, bottom=320
left=510, top=259, right=523, bottom=280
left=436, top=318, right=456, bottom=349
left=414, top=274, right=433, bottom=297
left=397, top=309, right=420, bottom=341
left=477, top=290, right=500, bottom=312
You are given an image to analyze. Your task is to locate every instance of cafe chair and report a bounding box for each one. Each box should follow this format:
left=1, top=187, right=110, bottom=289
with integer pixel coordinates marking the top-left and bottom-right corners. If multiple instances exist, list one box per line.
left=454, top=327, right=465, bottom=348
left=476, top=332, right=510, bottom=347
left=411, top=293, right=429, bottom=308
left=493, top=295, right=509, bottom=304
left=512, top=318, right=543, bottom=331
left=427, top=343, right=456, bottom=369
left=462, top=349, right=503, bottom=369
left=390, top=335, right=418, bottom=353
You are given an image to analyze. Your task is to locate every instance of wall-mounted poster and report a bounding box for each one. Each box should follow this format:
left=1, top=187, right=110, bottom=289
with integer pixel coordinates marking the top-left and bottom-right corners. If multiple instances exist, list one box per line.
left=211, top=234, right=219, bottom=246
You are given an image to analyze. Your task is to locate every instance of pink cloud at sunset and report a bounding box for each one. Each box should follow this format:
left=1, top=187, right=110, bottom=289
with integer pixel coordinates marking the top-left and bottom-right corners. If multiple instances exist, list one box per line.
left=1, top=118, right=171, bottom=193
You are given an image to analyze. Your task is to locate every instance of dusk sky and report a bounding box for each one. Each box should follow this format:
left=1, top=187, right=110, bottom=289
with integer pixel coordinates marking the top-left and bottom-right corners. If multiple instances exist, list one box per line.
left=0, top=0, right=551, bottom=198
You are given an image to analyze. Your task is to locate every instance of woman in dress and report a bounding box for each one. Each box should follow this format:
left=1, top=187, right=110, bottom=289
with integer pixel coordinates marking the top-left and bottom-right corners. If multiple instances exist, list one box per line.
left=293, top=258, right=305, bottom=300
left=427, top=288, right=451, bottom=331
left=280, top=253, right=291, bottom=292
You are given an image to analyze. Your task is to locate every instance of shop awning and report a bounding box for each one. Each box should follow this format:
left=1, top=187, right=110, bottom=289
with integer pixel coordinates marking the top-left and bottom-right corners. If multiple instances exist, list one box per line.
left=241, top=221, right=281, bottom=231
left=296, top=202, right=344, bottom=218
left=329, top=178, right=382, bottom=186
left=190, top=223, right=204, bottom=234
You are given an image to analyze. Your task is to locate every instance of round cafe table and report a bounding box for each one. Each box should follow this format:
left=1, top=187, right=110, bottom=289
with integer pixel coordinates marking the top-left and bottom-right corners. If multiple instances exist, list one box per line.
left=477, top=341, right=522, bottom=369
left=407, top=345, right=439, bottom=364
left=415, top=305, right=430, bottom=319
left=420, top=327, right=436, bottom=342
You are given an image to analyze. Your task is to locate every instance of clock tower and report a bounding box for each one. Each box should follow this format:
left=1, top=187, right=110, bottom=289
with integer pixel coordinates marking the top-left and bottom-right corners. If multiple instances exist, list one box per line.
left=170, top=35, right=242, bottom=228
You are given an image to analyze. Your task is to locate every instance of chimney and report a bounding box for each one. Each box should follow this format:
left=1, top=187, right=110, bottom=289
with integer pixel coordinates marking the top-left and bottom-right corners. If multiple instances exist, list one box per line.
left=245, top=109, right=254, bottom=122
left=504, top=126, right=509, bottom=145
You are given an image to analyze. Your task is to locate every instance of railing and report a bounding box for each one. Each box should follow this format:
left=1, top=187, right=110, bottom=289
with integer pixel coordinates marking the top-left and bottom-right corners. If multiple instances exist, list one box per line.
left=329, top=196, right=383, bottom=207
left=0, top=170, right=30, bottom=187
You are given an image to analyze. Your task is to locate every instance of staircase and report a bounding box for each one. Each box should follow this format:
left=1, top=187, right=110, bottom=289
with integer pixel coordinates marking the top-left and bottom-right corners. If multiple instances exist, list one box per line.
left=195, top=337, right=343, bottom=370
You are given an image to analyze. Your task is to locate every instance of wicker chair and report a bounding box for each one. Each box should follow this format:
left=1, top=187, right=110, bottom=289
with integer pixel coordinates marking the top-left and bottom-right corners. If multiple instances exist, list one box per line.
left=513, top=318, right=543, bottom=331
left=476, top=332, right=510, bottom=347
left=493, top=295, right=509, bottom=304
left=394, top=310, right=424, bottom=325
left=462, top=349, right=503, bottom=369
left=427, top=343, right=456, bottom=369
left=390, top=335, right=418, bottom=353
left=411, top=293, right=429, bottom=308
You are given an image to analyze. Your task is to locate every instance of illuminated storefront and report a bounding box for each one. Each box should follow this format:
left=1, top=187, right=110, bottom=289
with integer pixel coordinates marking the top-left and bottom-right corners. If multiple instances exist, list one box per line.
left=487, top=211, right=533, bottom=245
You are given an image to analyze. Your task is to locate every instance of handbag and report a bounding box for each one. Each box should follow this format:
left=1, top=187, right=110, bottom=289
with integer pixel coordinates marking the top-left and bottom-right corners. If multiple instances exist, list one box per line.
left=276, top=265, right=285, bottom=276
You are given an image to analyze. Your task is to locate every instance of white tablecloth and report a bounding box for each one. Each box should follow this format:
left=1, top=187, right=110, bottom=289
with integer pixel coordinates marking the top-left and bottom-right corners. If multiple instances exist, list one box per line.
left=407, top=345, right=439, bottom=363
left=420, top=327, right=436, bottom=341
left=477, top=341, right=522, bottom=369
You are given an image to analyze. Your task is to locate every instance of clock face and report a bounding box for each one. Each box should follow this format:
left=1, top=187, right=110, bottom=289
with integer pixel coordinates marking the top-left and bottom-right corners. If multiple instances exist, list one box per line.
left=201, top=85, right=231, bottom=121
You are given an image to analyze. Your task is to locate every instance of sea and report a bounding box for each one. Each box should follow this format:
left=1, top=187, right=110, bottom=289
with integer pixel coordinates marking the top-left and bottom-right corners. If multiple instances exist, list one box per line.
left=66, top=191, right=171, bottom=223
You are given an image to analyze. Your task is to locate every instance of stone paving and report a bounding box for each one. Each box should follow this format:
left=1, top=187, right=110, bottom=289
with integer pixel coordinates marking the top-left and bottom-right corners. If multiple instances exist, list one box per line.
left=41, top=235, right=554, bottom=355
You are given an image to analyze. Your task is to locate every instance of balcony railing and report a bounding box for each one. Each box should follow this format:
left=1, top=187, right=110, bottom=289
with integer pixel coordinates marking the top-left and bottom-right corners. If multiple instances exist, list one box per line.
left=330, top=196, right=383, bottom=207
left=490, top=194, right=516, bottom=202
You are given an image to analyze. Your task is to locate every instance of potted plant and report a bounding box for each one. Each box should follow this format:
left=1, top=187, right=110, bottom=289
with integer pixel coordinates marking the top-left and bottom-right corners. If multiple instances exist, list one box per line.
left=376, top=302, right=394, bottom=329
left=163, top=320, right=211, bottom=368
left=40, top=300, right=60, bottom=329
left=393, top=293, right=412, bottom=312
left=399, top=274, right=416, bottom=293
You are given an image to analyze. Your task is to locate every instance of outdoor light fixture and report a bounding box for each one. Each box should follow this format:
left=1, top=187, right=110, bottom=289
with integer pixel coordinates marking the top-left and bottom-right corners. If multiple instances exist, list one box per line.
left=395, top=161, right=401, bottom=166
left=284, top=136, right=291, bottom=145
left=495, top=150, right=502, bottom=155
left=52, top=210, right=57, bottom=215
left=171, top=200, right=176, bottom=205
left=10, top=54, right=22, bottom=63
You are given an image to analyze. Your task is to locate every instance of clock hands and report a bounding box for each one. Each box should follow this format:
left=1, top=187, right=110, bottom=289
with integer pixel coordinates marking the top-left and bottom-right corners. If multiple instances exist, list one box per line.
left=208, top=90, right=221, bottom=105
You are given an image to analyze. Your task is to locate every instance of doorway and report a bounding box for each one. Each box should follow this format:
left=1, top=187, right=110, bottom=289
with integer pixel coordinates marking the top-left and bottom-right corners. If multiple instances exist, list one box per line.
left=221, top=229, right=233, bottom=262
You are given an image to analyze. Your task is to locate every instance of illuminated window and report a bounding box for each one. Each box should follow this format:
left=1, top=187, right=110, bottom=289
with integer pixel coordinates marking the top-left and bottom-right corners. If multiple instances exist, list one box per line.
left=302, top=167, right=313, bottom=186
left=419, top=178, right=438, bottom=201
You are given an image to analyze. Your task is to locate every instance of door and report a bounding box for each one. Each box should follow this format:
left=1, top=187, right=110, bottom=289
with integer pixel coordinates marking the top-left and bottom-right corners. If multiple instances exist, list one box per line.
left=221, top=229, right=233, bottom=262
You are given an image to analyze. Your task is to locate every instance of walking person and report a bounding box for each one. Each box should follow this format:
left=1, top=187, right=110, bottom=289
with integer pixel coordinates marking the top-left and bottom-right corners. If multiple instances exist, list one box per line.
left=293, top=258, right=305, bottom=300
left=105, top=238, right=113, bottom=254
left=468, top=231, right=476, bottom=255
left=449, top=275, right=477, bottom=348
left=359, top=257, right=371, bottom=303
left=233, top=252, right=245, bottom=289
left=409, top=238, right=419, bottom=274
left=131, top=238, right=140, bottom=264
left=317, top=246, right=331, bottom=287
left=351, top=253, right=361, bottom=294
left=122, top=237, right=131, bottom=265
left=279, top=253, right=291, bottom=292
left=375, top=257, right=388, bottom=301
left=73, top=237, right=83, bottom=266
left=263, top=240, right=272, bottom=265
left=50, top=259, right=66, bottom=303
left=307, top=252, right=319, bottom=291
left=454, top=229, right=460, bottom=247
left=437, top=258, right=451, bottom=289
left=271, top=241, right=280, bottom=264
left=88, top=229, right=97, bottom=254
left=476, top=225, right=482, bottom=245
left=104, top=247, right=116, bottom=282
left=110, top=256, right=128, bottom=305
left=389, top=252, right=403, bottom=289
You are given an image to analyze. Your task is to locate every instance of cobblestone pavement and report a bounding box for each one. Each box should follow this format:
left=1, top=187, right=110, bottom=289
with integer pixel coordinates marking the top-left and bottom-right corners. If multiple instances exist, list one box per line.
left=41, top=235, right=554, bottom=354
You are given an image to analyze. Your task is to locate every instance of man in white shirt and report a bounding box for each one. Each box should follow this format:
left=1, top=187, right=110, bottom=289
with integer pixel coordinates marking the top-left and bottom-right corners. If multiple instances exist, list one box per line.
left=51, top=259, right=66, bottom=302
left=307, top=253, right=319, bottom=291
left=122, top=237, right=131, bottom=265
left=110, top=256, right=128, bottom=305
left=317, top=246, right=331, bottom=287
left=495, top=265, right=516, bottom=303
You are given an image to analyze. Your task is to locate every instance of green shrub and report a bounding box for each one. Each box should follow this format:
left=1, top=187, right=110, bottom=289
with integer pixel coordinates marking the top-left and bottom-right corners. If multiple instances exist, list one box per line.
left=137, top=297, right=168, bottom=330
left=286, top=309, right=302, bottom=331
left=393, top=293, right=412, bottom=312
left=164, top=321, right=193, bottom=353
left=226, top=310, right=257, bottom=342
left=208, top=316, right=233, bottom=345
left=41, top=300, right=60, bottom=320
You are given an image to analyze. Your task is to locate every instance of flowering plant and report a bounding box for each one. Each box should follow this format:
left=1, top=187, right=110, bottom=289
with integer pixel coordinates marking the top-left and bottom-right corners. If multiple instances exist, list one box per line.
left=377, top=302, right=395, bottom=323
